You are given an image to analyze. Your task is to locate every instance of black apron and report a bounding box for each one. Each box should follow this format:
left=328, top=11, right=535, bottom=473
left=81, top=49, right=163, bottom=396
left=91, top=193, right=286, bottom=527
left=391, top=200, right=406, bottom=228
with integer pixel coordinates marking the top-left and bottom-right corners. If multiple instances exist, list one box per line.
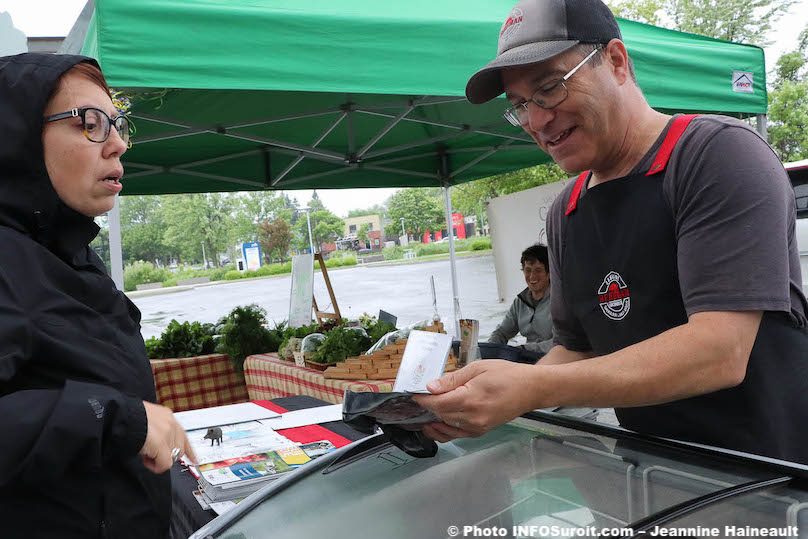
left=560, top=114, right=808, bottom=463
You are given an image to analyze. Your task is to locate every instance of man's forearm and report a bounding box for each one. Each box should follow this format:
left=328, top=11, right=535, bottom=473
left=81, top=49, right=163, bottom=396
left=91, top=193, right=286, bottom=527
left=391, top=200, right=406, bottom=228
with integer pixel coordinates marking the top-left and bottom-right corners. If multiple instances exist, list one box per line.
left=525, top=311, right=761, bottom=409
left=538, top=345, right=594, bottom=365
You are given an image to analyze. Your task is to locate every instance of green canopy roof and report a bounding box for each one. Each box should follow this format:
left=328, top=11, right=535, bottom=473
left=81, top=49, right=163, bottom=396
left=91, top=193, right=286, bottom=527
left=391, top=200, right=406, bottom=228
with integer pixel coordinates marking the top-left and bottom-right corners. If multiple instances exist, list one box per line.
left=76, top=0, right=767, bottom=195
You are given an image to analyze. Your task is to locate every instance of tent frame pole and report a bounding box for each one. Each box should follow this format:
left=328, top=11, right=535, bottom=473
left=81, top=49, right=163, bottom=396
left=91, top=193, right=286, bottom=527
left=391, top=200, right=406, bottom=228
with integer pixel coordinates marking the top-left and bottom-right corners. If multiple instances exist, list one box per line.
left=755, top=114, right=768, bottom=141
left=439, top=147, right=461, bottom=338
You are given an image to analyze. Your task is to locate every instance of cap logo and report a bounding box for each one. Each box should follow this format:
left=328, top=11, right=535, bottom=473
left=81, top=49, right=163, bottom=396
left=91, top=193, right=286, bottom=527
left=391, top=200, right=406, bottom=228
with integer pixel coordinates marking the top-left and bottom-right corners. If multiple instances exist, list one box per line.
left=500, top=8, right=524, bottom=40
left=597, top=271, right=631, bottom=321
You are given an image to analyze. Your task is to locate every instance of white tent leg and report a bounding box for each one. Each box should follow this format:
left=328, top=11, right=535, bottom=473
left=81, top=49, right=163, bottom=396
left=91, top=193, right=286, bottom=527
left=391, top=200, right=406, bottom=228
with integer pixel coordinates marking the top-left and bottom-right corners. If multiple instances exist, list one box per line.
left=755, top=114, right=768, bottom=141
left=442, top=185, right=461, bottom=338
left=108, top=196, right=124, bottom=290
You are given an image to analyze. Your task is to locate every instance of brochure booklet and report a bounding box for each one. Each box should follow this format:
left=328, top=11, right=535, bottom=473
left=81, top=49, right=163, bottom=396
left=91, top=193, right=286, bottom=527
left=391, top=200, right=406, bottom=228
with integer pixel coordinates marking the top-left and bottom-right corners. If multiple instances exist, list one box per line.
left=194, top=439, right=337, bottom=502
left=186, top=420, right=297, bottom=466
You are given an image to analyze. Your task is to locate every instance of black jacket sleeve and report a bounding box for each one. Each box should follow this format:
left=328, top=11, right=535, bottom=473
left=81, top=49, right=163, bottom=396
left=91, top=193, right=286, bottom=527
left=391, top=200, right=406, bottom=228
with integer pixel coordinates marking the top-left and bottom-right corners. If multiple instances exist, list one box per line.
left=0, top=267, right=148, bottom=488
left=0, top=382, right=147, bottom=488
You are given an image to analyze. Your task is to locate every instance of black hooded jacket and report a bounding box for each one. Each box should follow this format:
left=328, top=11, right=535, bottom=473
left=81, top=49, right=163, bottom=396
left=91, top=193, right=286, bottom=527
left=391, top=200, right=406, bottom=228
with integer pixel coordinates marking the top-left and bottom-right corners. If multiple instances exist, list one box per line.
left=0, top=54, right=169, bottom=538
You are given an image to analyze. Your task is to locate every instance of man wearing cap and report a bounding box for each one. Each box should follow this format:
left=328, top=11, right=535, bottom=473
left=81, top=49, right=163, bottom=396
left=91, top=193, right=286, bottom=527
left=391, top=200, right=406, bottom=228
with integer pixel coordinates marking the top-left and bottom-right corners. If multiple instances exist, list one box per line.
left=416, top=0, right=808, bottom=463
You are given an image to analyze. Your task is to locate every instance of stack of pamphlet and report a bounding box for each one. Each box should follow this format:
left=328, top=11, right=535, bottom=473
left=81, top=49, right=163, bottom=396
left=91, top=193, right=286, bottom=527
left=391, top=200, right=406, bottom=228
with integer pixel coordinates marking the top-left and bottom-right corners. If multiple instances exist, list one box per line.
left=186, top=420, right=337, bottom=504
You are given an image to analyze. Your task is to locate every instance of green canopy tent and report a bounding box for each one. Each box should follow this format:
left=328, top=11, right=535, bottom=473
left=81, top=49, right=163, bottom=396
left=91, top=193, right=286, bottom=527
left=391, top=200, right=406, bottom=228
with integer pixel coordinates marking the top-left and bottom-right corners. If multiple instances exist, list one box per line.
left=65, top=0, right=767, bottom=333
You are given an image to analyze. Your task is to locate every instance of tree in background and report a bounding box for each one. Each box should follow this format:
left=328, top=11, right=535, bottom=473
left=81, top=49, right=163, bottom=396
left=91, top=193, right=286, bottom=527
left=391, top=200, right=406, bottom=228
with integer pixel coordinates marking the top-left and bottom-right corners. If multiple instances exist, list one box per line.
left=257, top=218, right=293, bottom=263
left=120, top=195, right=171, bottom=265
left=161, top=193, right=233, bottom=267
left=609, top=0, right=795, bottom=46
left=90, top=223, right=111, bottom=270
left=451, top=164, right=568, bottom=221
left=293, top=206, right=344, bottom=253
left=308, top=190, right=326, bottom=212
left=356, top=223, right=370, bottom=249
left=231, top=191, right=287, bottom=243
left=309, top=210, right=344, bottom=252
left=768, top=31, right=808, bottom=162
left=664, top=0, right=794, bottom=45
left=347, top=204, right=386, bottom=219
left=608, top=0, right=663, bottom=25
left=385, top=188, right=444, bottom=239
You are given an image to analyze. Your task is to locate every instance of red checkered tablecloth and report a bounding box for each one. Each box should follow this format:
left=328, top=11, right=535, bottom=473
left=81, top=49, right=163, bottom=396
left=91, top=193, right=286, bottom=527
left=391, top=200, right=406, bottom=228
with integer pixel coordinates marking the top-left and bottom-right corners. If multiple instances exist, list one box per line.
left=150, top=354, right=249, bottom=412
left=244, top=354, right=394, bottom=404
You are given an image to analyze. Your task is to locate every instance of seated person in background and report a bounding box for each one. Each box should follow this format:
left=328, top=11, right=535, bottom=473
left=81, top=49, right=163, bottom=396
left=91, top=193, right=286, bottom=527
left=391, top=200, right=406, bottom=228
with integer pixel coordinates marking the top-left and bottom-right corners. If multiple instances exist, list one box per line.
left=488, top=244, right=554, bottom=354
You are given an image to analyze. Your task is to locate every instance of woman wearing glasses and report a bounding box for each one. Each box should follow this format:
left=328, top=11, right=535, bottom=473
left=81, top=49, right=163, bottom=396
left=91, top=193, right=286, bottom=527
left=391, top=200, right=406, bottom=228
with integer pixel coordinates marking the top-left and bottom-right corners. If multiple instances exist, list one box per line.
left=0, top=53, right=194, bottom=539
left=488, top=244, right=554, bottom=356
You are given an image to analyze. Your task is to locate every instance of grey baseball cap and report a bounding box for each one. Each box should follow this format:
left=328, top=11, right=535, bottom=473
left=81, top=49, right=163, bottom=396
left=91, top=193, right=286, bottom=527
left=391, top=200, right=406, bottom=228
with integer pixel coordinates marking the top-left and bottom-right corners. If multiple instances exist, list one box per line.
left=465, top=0, right=622, bottom=104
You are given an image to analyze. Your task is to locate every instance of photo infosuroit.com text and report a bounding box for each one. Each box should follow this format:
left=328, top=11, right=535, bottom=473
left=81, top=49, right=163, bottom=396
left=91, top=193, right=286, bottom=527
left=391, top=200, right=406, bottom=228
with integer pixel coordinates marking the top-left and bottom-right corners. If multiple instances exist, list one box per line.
left=447, top=525, right=801, bottom=537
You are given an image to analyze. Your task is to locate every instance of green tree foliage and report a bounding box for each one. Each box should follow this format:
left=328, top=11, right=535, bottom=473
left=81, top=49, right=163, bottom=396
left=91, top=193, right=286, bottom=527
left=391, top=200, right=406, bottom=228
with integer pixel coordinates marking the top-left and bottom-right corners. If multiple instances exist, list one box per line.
left=608, top=0, right=664, bottom=25
left=294, top=208, right=345, bottom=252
left=356, top=223, right=370, bottom=247
left=385, top=188, right=444, bottom=238
left=664, top=0, right=794, bottom=46
left=90, top=224, right=111, bottom=270
left=768, top=34, right=808, bottom=163
left=451, top=164, right=568, bottom=217
left=230, top=191, right=288, bottom=245
left=120, top=195, right=171, bottom=265
left=258, top=217, right=293, bottom=263
left=347, top=204, right=386, bottom=219
left=161, top=193, right=233, bottom=267
left=308, top=190, right=326, bottom=212
left=608, top=0, right=793, bottom=45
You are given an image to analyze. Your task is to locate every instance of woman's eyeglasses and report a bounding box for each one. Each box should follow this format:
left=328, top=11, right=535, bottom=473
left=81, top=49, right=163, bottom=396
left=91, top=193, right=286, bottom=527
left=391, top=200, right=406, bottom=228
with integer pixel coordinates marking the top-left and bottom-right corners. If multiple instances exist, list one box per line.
left=44, top=107, right=131, bottom=147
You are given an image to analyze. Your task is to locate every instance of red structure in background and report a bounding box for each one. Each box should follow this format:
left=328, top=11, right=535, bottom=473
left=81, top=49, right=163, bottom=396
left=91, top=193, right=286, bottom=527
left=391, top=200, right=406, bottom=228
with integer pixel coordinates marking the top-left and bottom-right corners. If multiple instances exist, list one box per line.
left=422, top=212, right=466, bottom=243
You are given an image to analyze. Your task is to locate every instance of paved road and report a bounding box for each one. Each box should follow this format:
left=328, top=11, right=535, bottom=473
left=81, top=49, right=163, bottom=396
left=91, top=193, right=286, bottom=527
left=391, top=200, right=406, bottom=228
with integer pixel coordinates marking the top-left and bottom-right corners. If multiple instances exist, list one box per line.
left=132, top=255, right=512, bottom=340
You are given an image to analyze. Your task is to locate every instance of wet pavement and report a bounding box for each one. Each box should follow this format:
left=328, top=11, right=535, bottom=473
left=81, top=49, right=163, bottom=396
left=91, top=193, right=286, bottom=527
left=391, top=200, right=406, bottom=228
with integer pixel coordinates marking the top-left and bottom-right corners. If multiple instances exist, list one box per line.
left=132, top=254, right=511, bottom=341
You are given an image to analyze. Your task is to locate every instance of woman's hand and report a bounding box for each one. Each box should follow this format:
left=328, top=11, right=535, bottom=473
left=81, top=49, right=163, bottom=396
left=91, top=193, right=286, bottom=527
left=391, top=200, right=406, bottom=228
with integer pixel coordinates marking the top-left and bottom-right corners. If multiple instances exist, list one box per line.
left=139, top=401, right=197, bottom=473
left=412, top=360, right=539, bottom=443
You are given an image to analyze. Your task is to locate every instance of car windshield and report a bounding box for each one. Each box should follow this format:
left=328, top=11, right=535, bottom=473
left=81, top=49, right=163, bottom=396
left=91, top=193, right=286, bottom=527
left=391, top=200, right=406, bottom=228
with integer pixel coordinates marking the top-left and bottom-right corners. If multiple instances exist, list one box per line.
left=199, top=414, right=808, bottom=539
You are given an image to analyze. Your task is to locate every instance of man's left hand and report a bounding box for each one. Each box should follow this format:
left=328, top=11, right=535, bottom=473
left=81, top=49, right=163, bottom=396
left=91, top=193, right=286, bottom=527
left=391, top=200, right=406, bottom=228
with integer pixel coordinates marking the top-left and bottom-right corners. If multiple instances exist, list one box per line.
left=413, top=360, right=538, bottom=443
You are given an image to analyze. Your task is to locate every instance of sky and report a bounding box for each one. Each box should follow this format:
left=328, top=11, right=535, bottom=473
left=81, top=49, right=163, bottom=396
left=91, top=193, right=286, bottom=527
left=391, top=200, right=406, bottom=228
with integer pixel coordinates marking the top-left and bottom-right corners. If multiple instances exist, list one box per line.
left=2, top=0, right=807, bottom=215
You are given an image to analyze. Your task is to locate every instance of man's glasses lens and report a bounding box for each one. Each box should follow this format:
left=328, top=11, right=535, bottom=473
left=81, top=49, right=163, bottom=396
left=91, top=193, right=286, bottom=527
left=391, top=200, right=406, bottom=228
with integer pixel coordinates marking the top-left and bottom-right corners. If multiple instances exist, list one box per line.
left=504, top=82, right=568, bottom=127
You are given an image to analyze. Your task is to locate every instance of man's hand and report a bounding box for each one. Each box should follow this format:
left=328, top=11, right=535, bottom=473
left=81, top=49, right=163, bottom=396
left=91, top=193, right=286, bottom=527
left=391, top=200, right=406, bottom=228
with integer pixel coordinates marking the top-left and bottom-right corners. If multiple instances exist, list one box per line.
left=412, top=360, right=539, bottom=443
left=139, top=401, right=197, bottom=473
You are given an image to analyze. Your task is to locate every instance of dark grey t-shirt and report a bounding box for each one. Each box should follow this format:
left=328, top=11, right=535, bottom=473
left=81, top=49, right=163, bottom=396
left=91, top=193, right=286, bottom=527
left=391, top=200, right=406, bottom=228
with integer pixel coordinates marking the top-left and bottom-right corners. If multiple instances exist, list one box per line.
left=546, top=114, right=808, bottom=352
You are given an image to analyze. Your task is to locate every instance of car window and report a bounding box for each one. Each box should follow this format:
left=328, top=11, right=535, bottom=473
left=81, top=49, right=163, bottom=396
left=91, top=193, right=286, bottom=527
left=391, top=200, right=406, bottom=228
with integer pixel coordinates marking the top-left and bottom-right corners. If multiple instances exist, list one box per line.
left=795, top=183, right=808, bottom=218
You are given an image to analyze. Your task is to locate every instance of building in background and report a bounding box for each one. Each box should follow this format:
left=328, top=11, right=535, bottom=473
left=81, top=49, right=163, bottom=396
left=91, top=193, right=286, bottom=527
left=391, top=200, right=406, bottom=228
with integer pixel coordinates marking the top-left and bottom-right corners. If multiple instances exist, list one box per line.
left=27, top=36, right=64, bottom=53
left=341, top=214, right=383, bottom=251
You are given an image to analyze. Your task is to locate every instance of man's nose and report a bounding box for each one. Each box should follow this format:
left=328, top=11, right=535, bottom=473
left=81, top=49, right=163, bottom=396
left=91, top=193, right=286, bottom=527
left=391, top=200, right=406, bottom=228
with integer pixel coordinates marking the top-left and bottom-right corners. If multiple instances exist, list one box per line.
left=526, top=102, right=555, bottom=133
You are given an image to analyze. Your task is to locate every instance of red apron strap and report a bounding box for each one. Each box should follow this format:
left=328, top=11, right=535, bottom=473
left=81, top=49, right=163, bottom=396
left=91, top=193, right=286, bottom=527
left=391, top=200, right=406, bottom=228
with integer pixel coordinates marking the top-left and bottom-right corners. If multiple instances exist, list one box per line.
left=645, top=114, right=699, bottom=176
left=565, top=114, right=698, bottom=216
left=565, top=171, right=590, bottom=216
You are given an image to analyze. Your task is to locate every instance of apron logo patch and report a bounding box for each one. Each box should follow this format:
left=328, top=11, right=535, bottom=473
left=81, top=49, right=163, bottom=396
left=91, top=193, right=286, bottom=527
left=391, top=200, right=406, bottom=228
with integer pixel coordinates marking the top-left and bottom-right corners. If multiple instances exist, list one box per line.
left=597, top=271, right=631, bottom=320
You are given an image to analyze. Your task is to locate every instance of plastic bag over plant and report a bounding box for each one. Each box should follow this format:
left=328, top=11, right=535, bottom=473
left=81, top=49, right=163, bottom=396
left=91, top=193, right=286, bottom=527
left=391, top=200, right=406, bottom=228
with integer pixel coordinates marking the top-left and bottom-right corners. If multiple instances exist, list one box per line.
left=365, top=319, right=432, bottom=355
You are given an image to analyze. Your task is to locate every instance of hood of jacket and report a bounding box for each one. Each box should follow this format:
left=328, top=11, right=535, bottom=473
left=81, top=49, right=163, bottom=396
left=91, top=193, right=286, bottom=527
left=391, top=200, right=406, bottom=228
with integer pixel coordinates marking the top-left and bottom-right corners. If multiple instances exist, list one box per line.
left=0, top=53, right=101, bottom=260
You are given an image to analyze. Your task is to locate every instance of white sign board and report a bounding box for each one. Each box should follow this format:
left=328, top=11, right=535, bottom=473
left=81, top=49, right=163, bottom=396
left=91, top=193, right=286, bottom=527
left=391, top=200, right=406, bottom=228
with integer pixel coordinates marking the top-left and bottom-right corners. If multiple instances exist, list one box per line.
left=288, top=254, right=314, bottom=327
left=243, top=243, right=261, bottom=271
left=486, top=180, right=570, bottom=302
